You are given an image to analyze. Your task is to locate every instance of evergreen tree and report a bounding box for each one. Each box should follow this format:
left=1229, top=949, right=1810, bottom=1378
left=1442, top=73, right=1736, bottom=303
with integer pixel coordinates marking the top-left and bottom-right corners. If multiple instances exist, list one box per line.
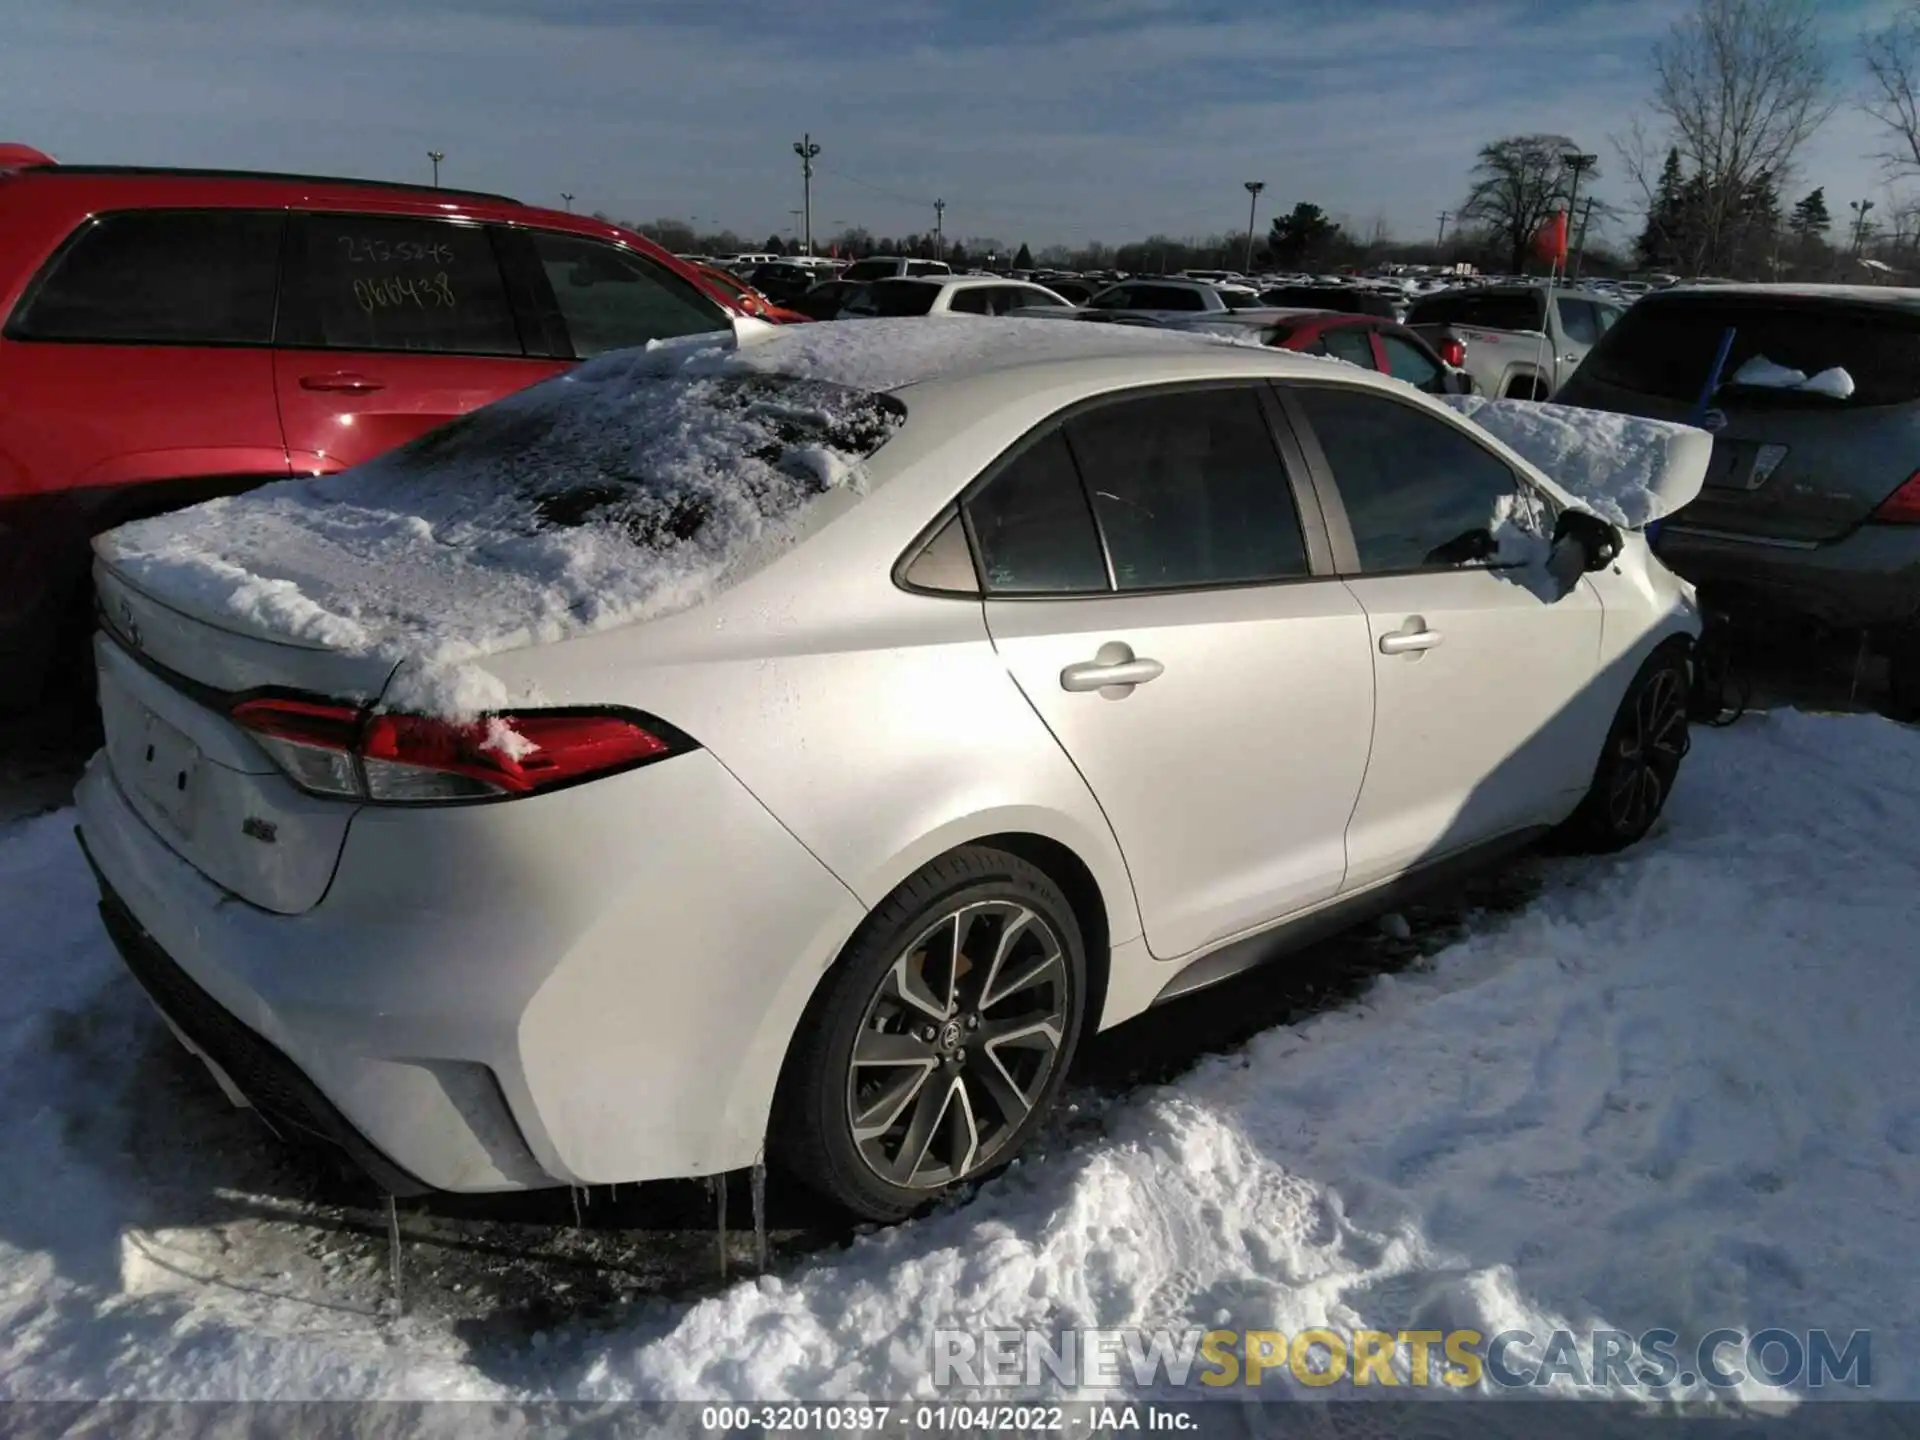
left=1267, top=202, right=1340, bottom=269
left=1789, top=187, right=1831, bottom=239
left=1635, top=148, right=1688, bottom=270
left=1013, top=242, right=1035, bottom=269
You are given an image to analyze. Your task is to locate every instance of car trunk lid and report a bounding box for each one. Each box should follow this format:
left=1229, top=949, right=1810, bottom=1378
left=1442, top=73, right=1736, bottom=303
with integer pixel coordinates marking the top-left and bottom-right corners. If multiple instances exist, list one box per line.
left=93, top=562, right=391, bottom=914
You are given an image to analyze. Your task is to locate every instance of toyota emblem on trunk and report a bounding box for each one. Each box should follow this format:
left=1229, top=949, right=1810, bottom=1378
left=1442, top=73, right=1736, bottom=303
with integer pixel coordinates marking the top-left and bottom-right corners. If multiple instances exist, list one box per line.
left=1700, top=408, right=1728, bottom=433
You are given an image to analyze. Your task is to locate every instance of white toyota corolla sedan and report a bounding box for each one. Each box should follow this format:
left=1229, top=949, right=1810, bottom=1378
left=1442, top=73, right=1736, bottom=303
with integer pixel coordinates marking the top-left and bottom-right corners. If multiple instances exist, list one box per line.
left=75, top=319, right=1703, bottom=1221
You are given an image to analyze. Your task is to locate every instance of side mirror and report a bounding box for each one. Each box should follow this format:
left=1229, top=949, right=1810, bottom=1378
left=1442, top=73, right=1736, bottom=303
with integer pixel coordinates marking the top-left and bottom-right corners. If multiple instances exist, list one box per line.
left=1552, top=509, right=1623, bottom=573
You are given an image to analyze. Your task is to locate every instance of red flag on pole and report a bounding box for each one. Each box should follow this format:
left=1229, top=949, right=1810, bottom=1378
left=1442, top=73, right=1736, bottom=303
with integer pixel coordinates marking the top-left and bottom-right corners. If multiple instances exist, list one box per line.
left=1532, top=209, right=1569, bottom=266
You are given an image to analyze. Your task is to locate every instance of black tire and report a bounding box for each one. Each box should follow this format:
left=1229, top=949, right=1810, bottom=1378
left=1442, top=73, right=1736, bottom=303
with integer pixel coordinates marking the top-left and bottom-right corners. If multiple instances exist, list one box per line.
left=772, top=846, right=1088, bottom=1222
left=1555, top=641, right=1693, bottom=854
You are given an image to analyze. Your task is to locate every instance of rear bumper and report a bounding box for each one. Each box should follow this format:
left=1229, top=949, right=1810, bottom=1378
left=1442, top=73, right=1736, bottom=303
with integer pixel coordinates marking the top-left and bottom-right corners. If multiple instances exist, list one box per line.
left=81, top=840, right=435, bottom=1196
left=1655, top=522, right=1920, bottom=629
left=73, top=746, right=867, bottom=1194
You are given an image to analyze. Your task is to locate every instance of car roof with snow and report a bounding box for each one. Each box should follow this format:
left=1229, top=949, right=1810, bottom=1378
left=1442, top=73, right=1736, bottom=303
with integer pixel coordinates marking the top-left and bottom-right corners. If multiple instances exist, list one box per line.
left=716, top=313, right=1320, bottom=391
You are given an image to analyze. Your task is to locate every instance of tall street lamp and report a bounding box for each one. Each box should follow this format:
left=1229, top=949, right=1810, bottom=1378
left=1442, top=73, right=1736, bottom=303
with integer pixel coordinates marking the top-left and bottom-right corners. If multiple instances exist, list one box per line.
left=792, top=135, right=821, bottom=255
left=427, top=150, right=444, bottom=188
left=1243, top=181, right=1266, bottom=273
left=1561, top=152, right=1598, bottom=273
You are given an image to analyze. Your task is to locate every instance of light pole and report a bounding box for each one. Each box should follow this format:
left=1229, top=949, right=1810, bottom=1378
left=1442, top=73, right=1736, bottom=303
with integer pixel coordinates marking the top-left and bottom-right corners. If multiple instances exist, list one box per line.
left=1851, top=198, right=1876, bottom=257
left=934, top=198, right=945, bottom=261
left=1561, top=152, right=1597, bottom=273
left=1571, top=196, right=1597, bottom=279
left=1436, top=210, right=1451, bottom=247
left=560, top=192, right=574, bottom=213
left=427, top=150, right=444, bottom=188
left=792, top=134, right=821, bottom=255
left=1242, top=180, right=1265, bottom=273
left=789, top=209, right=804, bottom=255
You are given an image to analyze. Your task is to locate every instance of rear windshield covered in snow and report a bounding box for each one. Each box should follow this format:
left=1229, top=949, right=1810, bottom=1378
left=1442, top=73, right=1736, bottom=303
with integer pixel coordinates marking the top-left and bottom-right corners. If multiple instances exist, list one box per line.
left=98, top=355, right=909, bottom=678
left=371, top=369, right=905, bottom=548
left=1581, top=297, right=1920, bottom=408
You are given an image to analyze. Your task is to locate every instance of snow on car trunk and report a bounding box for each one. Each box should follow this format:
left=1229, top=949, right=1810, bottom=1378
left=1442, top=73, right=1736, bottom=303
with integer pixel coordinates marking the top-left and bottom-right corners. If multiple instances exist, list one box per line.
left=1441, top=395, right=1712, bottom=529
left=97, top=339, right=907, bottom=718
left=4, top=709, right=1917, bottom=1406
left=96, top=318, right=1217, bottom=718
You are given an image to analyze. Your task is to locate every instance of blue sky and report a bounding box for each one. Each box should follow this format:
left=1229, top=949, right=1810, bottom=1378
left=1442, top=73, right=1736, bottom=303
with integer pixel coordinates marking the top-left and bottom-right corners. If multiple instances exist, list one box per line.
left=1, top=0, right=1911, bottom=250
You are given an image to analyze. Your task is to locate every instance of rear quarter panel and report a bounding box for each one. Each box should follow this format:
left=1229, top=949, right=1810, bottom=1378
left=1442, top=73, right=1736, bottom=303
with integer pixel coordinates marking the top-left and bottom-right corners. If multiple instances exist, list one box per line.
left=455, top=374, right=1161, bottom=1026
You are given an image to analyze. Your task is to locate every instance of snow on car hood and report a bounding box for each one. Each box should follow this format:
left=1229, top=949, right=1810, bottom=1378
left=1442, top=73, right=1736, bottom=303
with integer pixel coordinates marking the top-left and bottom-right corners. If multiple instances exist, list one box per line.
left=97, top=338, right=907, bottom=716
left=1440, top=395, right=1712, bottom=528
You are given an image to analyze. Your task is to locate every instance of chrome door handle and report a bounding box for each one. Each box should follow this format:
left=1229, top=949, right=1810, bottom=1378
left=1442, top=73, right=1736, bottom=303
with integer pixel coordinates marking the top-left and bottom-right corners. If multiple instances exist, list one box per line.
left=1060, top=641, right=1164, bottom=694
left=1379, top=619, right=1442, bottom=655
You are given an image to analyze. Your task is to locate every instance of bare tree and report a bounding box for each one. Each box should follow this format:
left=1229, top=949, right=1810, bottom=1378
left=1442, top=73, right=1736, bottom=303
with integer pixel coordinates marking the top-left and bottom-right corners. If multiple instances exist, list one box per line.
left=1459, top=134, right=1583, bottom=274
left=1618, top=0, right=1831, bottom=275
left=1863, top=7, right=1920, bottom=177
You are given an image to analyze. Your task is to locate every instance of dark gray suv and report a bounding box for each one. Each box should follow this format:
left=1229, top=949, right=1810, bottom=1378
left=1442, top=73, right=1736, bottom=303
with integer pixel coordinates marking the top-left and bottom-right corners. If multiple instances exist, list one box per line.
left=1557, top=285, right=1920, bottom=709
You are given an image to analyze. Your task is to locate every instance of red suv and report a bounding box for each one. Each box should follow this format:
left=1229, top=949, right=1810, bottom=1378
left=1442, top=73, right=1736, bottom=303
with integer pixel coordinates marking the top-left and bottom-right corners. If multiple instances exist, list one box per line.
left=0, top=152, right=758, bottom=707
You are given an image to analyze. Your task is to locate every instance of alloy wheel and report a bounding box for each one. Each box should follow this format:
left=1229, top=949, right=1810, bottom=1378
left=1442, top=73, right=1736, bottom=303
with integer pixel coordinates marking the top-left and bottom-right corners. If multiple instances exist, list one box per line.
left=845, top=900, right=1071, bottom=1190
left=1606, top=664, right=1689, bottom=835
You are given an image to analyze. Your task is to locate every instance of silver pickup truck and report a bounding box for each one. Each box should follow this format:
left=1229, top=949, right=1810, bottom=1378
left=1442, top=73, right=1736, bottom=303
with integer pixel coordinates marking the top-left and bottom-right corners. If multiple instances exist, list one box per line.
left=1408, top=284, right=1626, bottom=400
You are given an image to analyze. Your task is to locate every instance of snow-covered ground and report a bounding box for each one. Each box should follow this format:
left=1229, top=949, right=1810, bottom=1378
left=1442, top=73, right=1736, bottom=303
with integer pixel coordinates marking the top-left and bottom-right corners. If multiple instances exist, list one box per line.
left=1, top=709, right=1915, bottom=1409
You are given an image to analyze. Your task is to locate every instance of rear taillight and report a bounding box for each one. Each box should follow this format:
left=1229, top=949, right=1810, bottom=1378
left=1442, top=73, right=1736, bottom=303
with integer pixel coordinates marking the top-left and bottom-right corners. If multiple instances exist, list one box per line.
left=1437, top=337, right=1466, bottom=368
left=1872, top=471, right=1920, bottom=524
left=229, top=698, right=689, bottom=803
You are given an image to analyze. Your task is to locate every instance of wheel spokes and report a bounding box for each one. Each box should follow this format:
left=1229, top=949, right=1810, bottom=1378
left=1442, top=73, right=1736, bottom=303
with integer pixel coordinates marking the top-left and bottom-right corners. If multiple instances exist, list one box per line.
left=983, top=946, right=1066, bottom=1012
left=891, top=1073, right=960, bottom=1184
left=889, top=930, right=953, bottom=1024
left=847, top=898, right=1073, bottom=1191
left=851, top=1060, right=936, bottom=1142
left=975, top=906, right=1037, bottom=1010
left=980, top=1018, right=1063, bottom=1121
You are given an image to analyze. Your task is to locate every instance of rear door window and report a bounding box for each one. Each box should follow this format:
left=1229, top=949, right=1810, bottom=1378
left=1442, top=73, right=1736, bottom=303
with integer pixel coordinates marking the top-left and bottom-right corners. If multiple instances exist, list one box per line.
left=965, top=429, right=1109, bottom=594
left=1579, top=298, right=1920, bottom=407
left=1379, top=333, right=1444, bottom=392
left=947, top=286, right=992, bottom=315
left=845, top=281, right=940, bottom=317
left=1007, top=286, right=1066, bottom=310
left=1318, top=327, right=1379, bottom=369
left=1557, top=298, right=1601, bottom=346
left=8, top=209, right=283, bottom=345
left=524, top=230, right=730, bottom=358
left=1065, top=386, right=1310, bottom=590
left=283, top=214, right=522, bottom=354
